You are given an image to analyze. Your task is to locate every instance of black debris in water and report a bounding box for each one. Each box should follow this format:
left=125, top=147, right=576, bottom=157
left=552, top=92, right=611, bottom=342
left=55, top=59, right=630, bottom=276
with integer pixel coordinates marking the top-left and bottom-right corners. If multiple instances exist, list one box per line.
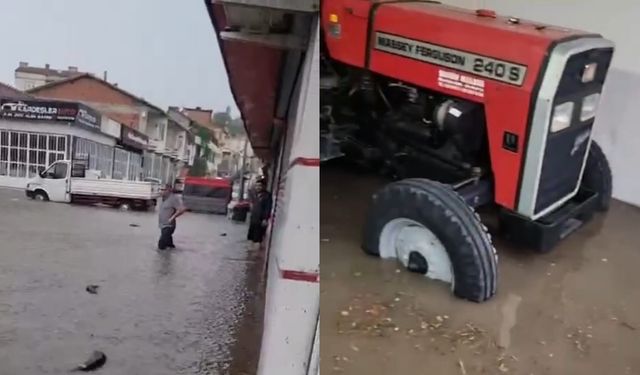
left=72, top=350, right=107, bottom=372
left=129, top=223, right=140, bottom=227
left=85, top=285, right=100, bottom=294
left=220, top=233, right=227, bottom=237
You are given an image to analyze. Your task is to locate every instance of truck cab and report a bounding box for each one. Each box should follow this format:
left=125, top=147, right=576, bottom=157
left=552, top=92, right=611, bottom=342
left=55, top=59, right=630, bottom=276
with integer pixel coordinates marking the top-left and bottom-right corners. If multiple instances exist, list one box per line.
left=26, top=160, right=71, bottom=202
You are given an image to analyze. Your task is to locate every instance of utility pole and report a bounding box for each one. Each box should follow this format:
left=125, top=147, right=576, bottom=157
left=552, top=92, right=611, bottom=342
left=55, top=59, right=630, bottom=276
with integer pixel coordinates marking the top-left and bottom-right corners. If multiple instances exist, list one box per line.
left=237, top=137, right=249, bottom=200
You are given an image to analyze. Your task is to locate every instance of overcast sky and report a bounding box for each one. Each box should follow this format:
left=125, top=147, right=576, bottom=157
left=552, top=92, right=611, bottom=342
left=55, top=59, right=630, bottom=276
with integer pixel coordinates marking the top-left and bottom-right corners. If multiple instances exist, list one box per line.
left=0, top=0, right=238, bottom=116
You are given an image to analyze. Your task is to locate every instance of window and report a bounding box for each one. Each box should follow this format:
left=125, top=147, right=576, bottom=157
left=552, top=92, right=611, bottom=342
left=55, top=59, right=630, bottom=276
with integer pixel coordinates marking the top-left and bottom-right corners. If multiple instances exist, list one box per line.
left=113, top=148, right=129, bottom=180
left=128, top=152, right=142, bottom=181
left=0, top=131, right=67, bottom=178
left=73, top=138, right=113, bottom=179
left=42, top=162, right=67, bottom=179
left=53, top=163, right=67, bottom=179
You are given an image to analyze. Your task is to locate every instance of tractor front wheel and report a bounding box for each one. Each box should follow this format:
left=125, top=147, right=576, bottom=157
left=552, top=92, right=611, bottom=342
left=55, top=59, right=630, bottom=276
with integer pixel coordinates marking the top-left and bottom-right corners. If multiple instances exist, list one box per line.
left=362, top=178, right=498, bottom=302
left=581, top=140, right=612, bottom=211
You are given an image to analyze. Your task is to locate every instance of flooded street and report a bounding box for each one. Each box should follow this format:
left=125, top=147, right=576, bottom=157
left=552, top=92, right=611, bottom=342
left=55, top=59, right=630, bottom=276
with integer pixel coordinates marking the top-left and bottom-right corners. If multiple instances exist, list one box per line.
left=0, top=188, right=263, bottom=375
left=321, top=164, right=640, bottom=374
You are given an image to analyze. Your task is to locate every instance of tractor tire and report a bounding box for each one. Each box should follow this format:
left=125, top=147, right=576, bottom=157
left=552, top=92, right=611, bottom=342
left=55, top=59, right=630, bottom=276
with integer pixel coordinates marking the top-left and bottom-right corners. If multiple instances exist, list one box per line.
left=581, top=141, right=612, bottom=211
left=362, top=178, right=498, bottom=302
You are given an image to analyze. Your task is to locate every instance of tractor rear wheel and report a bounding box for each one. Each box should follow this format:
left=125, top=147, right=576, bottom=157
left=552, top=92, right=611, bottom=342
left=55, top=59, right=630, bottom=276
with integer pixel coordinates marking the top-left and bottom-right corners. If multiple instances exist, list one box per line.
left=581, top=140, right=612, bottom=211
left=362, top=178, right=498, bottom=302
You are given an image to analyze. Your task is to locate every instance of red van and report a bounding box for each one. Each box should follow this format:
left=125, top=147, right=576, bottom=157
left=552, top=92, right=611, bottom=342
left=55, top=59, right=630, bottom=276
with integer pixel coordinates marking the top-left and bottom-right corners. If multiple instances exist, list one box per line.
left=182, top=177, right=232, bottom=214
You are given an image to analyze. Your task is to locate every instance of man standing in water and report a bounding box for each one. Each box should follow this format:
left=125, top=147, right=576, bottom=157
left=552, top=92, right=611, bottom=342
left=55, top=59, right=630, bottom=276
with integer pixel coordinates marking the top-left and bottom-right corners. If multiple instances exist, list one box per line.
left=158, top=184, right=187, bottom=250
left=247, top=179, right=272, bottom=249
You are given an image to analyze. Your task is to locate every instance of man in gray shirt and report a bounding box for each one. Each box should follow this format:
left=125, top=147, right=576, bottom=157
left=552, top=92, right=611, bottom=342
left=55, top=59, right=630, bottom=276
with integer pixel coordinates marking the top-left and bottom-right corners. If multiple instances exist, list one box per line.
left=158, top=184, right=187, bottom=250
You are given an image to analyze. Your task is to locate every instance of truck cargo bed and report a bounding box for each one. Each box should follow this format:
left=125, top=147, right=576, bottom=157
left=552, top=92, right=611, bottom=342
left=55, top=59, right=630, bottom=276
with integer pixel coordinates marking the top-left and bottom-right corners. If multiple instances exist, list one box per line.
left=70, top=178, right=160, bottom=200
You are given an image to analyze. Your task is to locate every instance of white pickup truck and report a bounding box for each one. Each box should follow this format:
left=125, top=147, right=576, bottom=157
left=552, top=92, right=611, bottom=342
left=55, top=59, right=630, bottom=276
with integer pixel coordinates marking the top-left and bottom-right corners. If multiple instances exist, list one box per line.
left=25, top=160, right=161, bottom=211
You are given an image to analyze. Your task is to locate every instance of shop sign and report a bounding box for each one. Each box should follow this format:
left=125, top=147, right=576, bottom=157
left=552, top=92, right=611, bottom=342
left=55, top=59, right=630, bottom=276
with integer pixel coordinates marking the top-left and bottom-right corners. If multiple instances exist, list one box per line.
left=120, top=127, right=149, bottom=150
left=75, top=103, right=101, bottom=130
left=0, top=99, right=77, bottom=121
left=0, top=99, right=102, bottom=130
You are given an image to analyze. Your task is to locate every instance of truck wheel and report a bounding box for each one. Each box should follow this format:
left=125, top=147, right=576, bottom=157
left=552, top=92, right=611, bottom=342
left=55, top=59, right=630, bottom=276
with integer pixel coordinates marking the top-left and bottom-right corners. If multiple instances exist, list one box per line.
left=34, top=191, right=49, bottom=201
left=362, top=179, right=498, bottom=302
left=581, top=141, right=612, bottom=211
left=118, top=202, right=131, bottom=211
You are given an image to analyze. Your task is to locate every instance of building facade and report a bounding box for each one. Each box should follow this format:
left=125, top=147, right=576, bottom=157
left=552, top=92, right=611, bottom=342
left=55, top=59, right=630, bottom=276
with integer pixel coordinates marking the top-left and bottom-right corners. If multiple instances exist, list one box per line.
left=0, top=98, right=116, bottom=188
left=14, top=62, right=84, bottom=91
left=27, top=74, right=182, bottom=184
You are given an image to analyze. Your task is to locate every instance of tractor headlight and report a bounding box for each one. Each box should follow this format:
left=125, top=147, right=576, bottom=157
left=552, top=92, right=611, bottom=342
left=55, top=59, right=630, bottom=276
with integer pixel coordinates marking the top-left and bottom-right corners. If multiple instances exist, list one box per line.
left=550, top=102, right=574, bottom=133
left=580, top=93, right=600, bottom=121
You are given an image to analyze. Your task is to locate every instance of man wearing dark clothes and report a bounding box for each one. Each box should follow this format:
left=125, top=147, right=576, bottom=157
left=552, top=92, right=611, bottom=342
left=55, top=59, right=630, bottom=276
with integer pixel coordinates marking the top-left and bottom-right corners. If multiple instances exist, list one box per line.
left=158, top=184, right=187, bottom=250
left=247, top=179, right=272, bottom=249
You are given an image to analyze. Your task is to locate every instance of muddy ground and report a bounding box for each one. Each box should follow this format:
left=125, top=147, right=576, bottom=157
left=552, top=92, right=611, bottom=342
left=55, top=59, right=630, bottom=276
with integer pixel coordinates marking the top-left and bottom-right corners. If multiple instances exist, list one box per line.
left=321, top=163, right=640, bottom=375
left=0, top=188, right=263, bottom=375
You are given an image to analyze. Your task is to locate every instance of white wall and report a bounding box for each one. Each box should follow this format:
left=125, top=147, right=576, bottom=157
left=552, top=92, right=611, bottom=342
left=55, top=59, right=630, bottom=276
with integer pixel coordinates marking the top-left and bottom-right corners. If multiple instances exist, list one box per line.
left=257, top=16, right=320, bottom=375
left=14, top=71, right=46, bottom=91
left=100, top=116, right=121, bottom=139
left=443, top=0, right=640, bottom=207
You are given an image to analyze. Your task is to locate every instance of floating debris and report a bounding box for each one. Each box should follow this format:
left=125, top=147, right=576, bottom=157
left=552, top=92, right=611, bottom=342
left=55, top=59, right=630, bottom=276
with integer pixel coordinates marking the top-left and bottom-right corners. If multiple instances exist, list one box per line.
left=458, top=359, right=467, bottom=375
left=128, top=223, right=140, bottom=227
left=85, top=285, right=99, bottom=295
left=620, top=321, right=637, bottom=331
left=72, top=350, right=106, bottom=372
left=220, top=233, right=227, bottom=237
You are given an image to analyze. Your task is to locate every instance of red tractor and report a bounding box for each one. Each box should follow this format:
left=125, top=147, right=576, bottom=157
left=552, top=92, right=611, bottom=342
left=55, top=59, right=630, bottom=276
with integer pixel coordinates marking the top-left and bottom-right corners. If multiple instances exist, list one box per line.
left=320, top=0, right=614, bottom=302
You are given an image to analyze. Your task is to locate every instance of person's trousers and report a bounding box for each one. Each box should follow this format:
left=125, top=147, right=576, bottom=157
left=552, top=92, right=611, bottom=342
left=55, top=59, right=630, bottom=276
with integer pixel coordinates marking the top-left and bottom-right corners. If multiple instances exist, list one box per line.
left=247, top=221, right=266, bottom=243
left=158, top=226, right=176, bottom=249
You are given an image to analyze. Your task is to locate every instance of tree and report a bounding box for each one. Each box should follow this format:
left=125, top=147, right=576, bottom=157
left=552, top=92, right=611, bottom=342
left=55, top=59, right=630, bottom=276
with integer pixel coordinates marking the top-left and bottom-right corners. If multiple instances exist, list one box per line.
left=227, top=117, right=245, bottom=136
left=213, top=110, right=232, bottom=128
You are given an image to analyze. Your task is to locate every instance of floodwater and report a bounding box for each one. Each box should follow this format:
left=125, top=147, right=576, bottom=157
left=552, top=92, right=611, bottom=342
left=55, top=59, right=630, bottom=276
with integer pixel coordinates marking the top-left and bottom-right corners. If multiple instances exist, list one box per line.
left=321, top=163, right=640, bottom=374
left=0, top=188, right=263, bottom=375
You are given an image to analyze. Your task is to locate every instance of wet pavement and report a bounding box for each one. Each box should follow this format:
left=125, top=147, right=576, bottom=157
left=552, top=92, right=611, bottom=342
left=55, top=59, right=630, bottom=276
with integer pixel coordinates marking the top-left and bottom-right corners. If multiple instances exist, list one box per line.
left=321, top=163, right=640, bottom=375
left=0, top=188, right=263, bottom=375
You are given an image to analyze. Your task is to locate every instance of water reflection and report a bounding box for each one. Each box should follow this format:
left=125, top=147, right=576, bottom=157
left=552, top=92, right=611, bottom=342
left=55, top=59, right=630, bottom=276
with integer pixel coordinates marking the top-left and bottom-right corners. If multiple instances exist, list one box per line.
left=154, top=249, right=175, bottom=279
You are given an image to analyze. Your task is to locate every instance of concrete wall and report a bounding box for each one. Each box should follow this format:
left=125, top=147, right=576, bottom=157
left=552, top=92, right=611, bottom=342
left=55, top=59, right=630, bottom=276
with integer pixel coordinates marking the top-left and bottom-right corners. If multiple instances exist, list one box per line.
left=443, top=0, right=640, bottom=206
left=100, top=116, right=121, bottom=139
left=257, top=16, right=319, bottom=375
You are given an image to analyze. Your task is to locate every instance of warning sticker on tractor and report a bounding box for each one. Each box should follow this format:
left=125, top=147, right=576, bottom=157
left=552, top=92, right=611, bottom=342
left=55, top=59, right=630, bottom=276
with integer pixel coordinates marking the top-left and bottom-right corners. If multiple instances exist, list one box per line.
left=437, top=70, right=485, bottom=98
left=374, top=32, right=527, bottom=86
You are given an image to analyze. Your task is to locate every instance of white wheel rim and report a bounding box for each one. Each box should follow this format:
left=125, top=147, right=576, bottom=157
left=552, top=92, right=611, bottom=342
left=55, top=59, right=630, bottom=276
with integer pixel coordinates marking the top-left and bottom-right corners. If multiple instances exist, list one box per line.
left=120, top=204, right=130, bottom=211
left=379, top=218, right=454, bottom=287
left=35, top=195, right=44, bottom=201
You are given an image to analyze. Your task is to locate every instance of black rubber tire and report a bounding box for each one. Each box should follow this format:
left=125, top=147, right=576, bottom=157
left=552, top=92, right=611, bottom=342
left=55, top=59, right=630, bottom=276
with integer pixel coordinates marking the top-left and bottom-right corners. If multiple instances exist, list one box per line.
left=362, top=178, right=498, bottom=302
left=34, top=190, right=49, bottom=201
left=581, top=141, right=612, bottom=212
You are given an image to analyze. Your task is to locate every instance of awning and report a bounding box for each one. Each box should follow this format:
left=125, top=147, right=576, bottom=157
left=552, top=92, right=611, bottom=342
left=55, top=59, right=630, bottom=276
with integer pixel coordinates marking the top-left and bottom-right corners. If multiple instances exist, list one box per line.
left=203, top=0, right=317, bottom=161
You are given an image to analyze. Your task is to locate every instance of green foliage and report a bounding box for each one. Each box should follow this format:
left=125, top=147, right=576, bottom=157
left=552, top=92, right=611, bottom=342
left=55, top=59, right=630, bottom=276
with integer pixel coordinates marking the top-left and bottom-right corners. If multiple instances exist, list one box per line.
left=227, top=118, right=245, bottom=136
left=213, top=111, right=231, bottom=127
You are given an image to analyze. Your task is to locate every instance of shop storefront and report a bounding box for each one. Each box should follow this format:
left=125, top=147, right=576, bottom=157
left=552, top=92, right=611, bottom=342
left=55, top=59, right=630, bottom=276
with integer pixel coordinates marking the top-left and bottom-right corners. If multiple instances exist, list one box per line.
left=0, top=98, right=115, bottom=188
left=113, top=127, right=148, bottom=181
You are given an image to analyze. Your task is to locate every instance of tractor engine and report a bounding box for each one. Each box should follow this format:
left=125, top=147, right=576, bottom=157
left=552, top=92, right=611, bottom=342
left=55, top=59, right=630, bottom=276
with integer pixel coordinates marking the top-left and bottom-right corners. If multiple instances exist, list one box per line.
left=321, top=65, right=487, bottom=182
